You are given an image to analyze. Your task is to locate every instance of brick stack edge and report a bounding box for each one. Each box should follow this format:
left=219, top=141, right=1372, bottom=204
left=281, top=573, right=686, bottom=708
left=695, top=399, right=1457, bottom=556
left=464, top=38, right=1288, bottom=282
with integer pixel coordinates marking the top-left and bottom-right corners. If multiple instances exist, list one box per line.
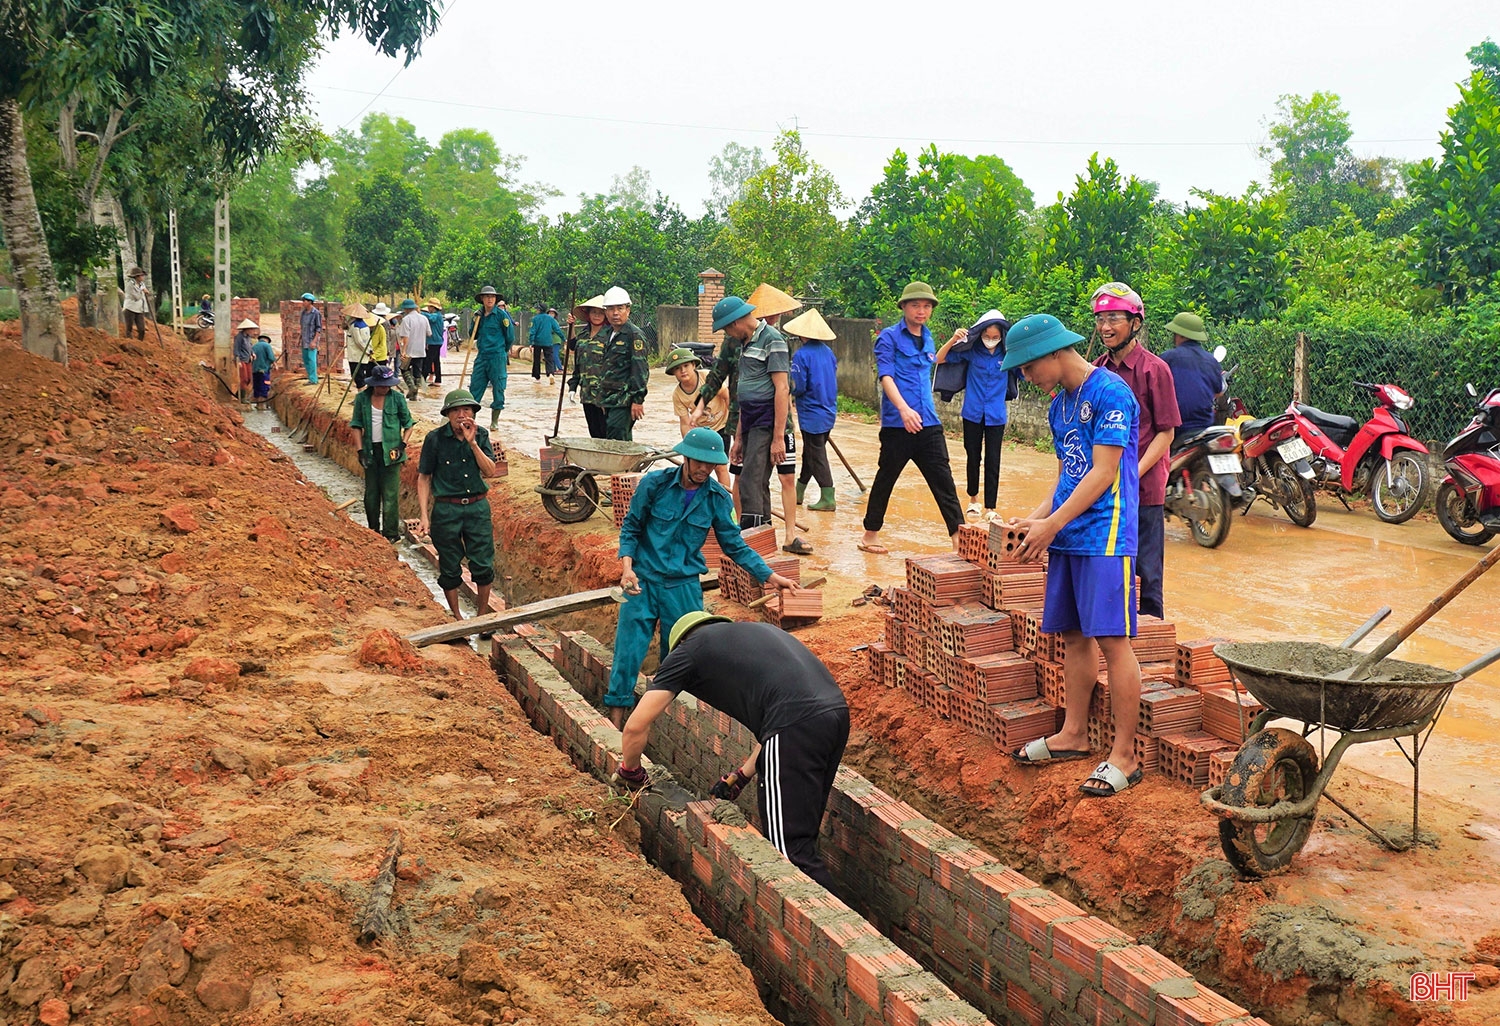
left=491, top=629, right=1269, bottom=1026
left=277, top=299, right=345, bottom=377
left=872, top=521, right=1253, bottom=788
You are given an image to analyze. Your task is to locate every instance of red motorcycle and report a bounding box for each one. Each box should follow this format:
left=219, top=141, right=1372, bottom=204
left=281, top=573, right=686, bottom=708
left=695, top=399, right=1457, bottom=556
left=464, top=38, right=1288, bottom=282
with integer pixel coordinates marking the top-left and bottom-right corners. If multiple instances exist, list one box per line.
left=1435, top=383, right=1500, bottom=545
left=1288, top=382, right=1431, bottom=524
left=1227, top=396, right=1318, bottom=527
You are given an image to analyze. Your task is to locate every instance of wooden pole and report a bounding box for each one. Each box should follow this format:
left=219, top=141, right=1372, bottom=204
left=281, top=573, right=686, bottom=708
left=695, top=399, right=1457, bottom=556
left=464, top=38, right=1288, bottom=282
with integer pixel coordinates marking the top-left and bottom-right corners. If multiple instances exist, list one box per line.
left=1292, top=331, right=1310, bottom=405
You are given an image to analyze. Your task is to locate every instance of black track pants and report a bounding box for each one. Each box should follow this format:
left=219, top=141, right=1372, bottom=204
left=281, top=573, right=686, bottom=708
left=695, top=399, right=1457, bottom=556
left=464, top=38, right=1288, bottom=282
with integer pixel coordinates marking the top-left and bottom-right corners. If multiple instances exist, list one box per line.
left=754, top=707, right=850, bottom=890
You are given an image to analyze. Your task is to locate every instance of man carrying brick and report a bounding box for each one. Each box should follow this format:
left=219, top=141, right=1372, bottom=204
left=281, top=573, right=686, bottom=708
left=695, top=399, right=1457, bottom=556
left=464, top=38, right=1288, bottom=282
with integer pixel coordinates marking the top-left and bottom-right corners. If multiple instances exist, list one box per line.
left=607, top=428, right=797, bottom=729
left=1002, top=314, right=1144, bottom=797
left=616, top=612, right=849, bottom=889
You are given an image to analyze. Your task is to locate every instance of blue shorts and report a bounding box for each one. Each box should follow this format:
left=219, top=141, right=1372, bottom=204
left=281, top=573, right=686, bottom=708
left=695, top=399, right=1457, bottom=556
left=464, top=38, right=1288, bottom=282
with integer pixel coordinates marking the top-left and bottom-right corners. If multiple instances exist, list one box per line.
left=1041, top=553, right=1137, bottom=639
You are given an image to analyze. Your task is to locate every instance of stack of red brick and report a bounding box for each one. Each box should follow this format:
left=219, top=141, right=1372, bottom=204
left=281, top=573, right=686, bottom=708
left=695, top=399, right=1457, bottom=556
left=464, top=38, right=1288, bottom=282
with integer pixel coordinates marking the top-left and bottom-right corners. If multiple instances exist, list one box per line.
left=277, top=299, right=345, bottom=375
left=869, top=521, right=1260, bottom=787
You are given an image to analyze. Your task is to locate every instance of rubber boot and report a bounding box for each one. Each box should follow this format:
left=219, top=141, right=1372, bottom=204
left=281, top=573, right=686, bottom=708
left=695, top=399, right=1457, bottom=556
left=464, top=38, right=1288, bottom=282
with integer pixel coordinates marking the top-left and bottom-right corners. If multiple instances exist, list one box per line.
left=796, top=480, right=807, bottom=505
left=489, top=408, right=500, bottom=430
left=807, top=487, right=836, bottom=511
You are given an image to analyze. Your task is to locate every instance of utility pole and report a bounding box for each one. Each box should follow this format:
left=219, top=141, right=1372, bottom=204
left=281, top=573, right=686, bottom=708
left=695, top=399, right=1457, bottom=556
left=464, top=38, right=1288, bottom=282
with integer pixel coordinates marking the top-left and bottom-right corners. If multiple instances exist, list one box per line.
left=213, top=191, right=231, bottom=371
left=168, top=207, right=184, bottom=331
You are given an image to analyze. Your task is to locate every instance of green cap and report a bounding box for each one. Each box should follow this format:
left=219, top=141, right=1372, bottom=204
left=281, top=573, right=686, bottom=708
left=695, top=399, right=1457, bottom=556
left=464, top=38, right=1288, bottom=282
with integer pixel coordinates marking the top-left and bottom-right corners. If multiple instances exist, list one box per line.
left=663, top=348, right=701, bottom=375
left=1000, top=314, right=1085, bottom=371
left=1163, top=311, right=1208, bottom=342
left=712, top=295, right=756, bottom=331
left=673, top=426, right=728, bottom=465
left=668, top=610, right=732, bottom=652
left=400, top=298, right=418, bottom=310
left=440, top=388, right=482, bottom=414
left=897, top=281, right=939, bottom=307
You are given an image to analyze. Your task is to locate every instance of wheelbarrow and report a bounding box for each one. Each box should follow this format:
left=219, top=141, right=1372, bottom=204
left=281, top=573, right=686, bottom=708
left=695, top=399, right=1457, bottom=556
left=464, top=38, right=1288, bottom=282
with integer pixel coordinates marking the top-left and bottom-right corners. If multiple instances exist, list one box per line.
left=1201, top=625, right=1500, bottom=876
left=535, top=436, right=678, bottom=523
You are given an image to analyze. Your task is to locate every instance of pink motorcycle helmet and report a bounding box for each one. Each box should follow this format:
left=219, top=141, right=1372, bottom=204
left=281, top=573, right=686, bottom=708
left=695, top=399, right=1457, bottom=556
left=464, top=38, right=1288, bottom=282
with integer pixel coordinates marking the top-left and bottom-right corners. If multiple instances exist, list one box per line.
left=1092, top=281, right=1144, bottom=316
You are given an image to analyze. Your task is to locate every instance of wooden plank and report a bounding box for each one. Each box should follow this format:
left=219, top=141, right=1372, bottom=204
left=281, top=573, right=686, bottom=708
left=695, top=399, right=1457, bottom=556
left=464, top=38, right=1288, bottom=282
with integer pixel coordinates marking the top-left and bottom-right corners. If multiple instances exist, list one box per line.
left=404, top=576, right=720, bottom=647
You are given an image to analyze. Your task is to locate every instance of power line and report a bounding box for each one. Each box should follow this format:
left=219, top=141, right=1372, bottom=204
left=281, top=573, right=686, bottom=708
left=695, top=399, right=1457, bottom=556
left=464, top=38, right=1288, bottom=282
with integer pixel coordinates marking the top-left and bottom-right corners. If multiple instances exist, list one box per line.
left=315, top=84, right=1435, bottom=148
left=336, top=0, right=466, bottom=131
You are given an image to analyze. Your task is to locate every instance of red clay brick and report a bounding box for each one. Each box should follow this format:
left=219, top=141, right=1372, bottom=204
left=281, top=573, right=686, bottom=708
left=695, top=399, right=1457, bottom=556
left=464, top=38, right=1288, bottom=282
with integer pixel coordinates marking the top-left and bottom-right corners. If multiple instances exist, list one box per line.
left=1155, top=988, right=1249, bottom=1026
left=1052, top=915, right=1134, bottom=984
left=966, top=863, right=1037, bottom=920
left=691, top=849, right=713, bottom=887
left=1005, top=980, right=1048, bottom=1026
left=1102, top=945, right=1195, bottom=1019
left=1076, top=986, right=1132, bottom=1026
left=1007, top=889, right=1088, bottom=951
left=933, top=843, right=993, bottom=890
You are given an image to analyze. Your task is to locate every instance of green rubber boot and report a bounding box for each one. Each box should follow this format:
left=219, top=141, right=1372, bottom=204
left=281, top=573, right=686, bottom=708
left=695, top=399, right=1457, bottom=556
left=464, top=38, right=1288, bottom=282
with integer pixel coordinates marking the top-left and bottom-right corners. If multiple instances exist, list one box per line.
left=807, top=487, right=836, bottom=511
left=796, top=479, right=807, bottom=505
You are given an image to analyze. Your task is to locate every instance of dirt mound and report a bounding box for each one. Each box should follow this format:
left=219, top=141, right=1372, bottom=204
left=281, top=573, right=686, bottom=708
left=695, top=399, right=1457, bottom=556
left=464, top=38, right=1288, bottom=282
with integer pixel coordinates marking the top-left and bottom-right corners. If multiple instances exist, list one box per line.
left=0, top=313, right=775, bottom=1025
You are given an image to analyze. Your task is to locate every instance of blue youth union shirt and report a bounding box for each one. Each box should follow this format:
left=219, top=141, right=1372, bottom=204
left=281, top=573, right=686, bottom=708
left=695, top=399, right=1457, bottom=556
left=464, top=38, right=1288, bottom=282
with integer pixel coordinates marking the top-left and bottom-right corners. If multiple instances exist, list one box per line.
left=948, top=342, right=1011, bottom=426
left=874, top=322, right=939, bottom=429
left=1048, top=368, right=1140, bottom=556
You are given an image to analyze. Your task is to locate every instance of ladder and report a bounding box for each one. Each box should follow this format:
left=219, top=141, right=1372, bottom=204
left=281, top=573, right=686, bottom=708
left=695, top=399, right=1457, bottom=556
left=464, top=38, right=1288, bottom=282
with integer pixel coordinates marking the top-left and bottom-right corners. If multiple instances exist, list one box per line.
left=168, top=207, right=184, bottom=330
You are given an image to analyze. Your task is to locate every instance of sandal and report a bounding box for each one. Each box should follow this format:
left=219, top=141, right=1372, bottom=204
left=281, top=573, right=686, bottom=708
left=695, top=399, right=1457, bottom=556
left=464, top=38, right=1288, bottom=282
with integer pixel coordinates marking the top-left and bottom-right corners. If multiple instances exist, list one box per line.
left=783, top=537, right=814, bottom=556
left=1010, top=737, right=1091, bottom=765
left=1079, top=761, right=1143, bottom=797
left=856, top=542, right=889, bottom=554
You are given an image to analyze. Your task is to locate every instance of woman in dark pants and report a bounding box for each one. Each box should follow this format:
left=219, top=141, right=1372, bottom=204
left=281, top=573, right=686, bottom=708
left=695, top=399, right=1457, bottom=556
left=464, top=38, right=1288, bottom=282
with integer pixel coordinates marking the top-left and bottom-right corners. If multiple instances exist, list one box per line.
left=349, top=366, right=415, bottom=541
left=937, top=309, right=1014, bottom=523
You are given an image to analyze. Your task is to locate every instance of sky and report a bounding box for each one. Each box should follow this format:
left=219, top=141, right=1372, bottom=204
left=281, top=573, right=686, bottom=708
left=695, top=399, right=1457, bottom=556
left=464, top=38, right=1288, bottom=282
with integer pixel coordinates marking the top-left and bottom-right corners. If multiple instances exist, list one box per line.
left=303, top=0, right=1497, bottom=219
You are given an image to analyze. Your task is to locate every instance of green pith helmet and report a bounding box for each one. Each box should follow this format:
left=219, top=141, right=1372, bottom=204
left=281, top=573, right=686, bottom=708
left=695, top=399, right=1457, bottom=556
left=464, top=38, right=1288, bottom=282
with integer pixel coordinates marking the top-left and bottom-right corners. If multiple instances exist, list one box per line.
left=711, top=295, right=756, bottom=331
left=897, top=281, right=939, bottom=307
left=440, top=388, right=482, bottom=414
left=663, top=348, right=701, bottom=375
left=673, top=427, right=728, bottom=465
left=1163, top=311, right=1209, bottom=342
left=668, top=610, right=731, bottom=651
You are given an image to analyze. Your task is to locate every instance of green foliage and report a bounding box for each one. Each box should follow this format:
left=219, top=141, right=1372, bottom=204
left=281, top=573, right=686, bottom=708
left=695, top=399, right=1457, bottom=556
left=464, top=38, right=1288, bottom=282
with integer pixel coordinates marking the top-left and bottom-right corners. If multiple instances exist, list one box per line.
left=1171, top=189, right=1290, bottom=321
left=1285, top=213, right=1428, bottom=310
left=1410, top=70, right=1500, bottom=303
left=1040, top=154, right=1155, bottom=283
left=1260, top=92, right=1404, bottom=229
left=342, top=170, right=439, bottom=293
left=21, top=120, right=114, bottom=281
left=706, top=142, right=766, bottom=219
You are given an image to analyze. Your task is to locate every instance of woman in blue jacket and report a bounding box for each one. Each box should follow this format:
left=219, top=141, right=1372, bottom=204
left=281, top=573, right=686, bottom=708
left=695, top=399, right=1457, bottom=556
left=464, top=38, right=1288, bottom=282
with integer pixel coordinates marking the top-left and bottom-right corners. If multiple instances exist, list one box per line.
left=785, top=309, right=840, bottom=512
left=936, top=309, right=1013, bottom=522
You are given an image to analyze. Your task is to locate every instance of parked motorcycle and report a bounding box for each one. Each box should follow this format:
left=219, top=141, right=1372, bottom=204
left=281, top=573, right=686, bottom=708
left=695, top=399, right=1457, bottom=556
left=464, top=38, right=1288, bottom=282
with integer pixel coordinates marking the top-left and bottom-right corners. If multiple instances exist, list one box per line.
left=1287, top=383, right=1430, bottom=524
left=1435, top=382, right=1500, bottom=545
left=1164, top=424, right=1244, bottom=548
left=1226, top=396, right=1318, bottom=527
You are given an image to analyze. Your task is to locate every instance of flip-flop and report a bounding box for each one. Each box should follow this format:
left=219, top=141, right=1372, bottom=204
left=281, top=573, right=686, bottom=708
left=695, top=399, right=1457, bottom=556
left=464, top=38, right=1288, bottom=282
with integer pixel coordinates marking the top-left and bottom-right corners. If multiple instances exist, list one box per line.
left=856, top=542, right=889, bottom=554
left=1079, top=760, right=1143, bottom=797
left=783, top=537, right=815, bottom=556
left=1010, top=737, right=1092, bottom=765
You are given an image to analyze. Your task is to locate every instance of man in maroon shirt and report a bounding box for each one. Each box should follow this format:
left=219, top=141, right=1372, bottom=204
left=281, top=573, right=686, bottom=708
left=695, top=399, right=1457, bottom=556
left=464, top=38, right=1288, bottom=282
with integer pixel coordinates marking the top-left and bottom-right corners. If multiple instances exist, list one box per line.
left=1090, top=282, right=1180, bottom=619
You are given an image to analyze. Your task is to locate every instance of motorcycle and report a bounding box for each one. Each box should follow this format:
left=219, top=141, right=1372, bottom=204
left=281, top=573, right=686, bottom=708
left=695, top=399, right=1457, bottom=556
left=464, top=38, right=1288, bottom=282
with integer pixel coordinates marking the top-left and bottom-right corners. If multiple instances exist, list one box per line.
left=1435, top=382, right=1500, bottom=545
left=1287, top=382, right=1431, bottom=524
left=1164, top=423, right=1244, bottom=548
left=1224, top=376, right=1318, bottom=527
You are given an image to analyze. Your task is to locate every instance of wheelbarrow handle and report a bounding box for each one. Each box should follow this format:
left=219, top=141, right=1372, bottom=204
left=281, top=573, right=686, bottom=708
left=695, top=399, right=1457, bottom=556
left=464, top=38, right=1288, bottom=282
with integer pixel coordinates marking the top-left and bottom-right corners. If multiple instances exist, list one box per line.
left=1339, top=606, right=1392, bottom=649
left=1455, top=645, right=1500, bottom=680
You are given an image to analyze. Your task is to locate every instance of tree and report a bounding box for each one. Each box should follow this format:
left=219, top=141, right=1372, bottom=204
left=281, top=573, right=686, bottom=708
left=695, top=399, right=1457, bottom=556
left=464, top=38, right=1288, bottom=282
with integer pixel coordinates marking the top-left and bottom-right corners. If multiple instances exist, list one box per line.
left=1410, top=66, right=1500, bottom=304
left=719, top=131, right=845, bottom=295
left=1261, top=92, right=1353, bottom=192
left=706, top=142, right=765, bottom=219
left=1171, top=189, right=1289, bottom=321
left=1040, top=154, right=1155, bottom=283
left=342, top=171, right=439, bottom=293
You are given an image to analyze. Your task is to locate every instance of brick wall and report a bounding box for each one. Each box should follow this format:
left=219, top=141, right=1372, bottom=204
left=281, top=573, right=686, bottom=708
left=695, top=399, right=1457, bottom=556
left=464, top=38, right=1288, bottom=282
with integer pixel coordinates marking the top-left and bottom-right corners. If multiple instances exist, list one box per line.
left=230, top=297, right=261, bottom=332
left=526, top=628, right=1269, bottom=1026
left=698, top=269, right=725, bottom=346
left=279, top=299, right=346, bottom=376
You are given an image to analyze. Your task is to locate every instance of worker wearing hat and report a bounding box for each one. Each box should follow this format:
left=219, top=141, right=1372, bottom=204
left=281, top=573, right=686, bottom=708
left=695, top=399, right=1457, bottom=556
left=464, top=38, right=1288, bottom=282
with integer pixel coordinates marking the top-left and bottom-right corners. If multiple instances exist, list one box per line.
left=528, top=304, right=565, bottom=383
left=1001, top=313, right=1144, bottom=798
left=232, top=318, right=258, bottom=401
left=859, top=282, right=964, bottom=555
left=784, top=309, right=840, bottom=512
left=121, top=266, right=151, bottom=340
left=615, top=611, right=848, bottom=889
left=417, top=388, right=505, bottom=621
left=665, top=348, right=731, bottom=490
left=299, top=293, right=323, bottom=384
left=368, top=303, right=393, bottom=376
left=1158, top=311, right=1222, bottom=437
left=396, top=299, right=430, bottom=400
left=350, top=365, right=415, bottom=542
left=748, top=282, right=801, bottom=327
left=422, top=301, right=446, bottom=389
left=605, top=427, right=797, bottom=729
left=251, top=334, right=277, bottom=403
left=468, top=286, right=514, bottom=429
left=565, top=295, right=609, bottom=437
left=597, top=286, right=650, bottom=440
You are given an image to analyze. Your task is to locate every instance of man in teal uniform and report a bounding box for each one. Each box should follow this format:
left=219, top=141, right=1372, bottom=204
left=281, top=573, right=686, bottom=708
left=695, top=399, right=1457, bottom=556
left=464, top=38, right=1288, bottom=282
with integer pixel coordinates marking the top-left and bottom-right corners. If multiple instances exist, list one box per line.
left=606, top=428, right=797, bottom=728
left=597, top=286, right=650, bottom=440
left=417, top=389, right=505, bottom=621
left=468, top=286, right=514, bottom=430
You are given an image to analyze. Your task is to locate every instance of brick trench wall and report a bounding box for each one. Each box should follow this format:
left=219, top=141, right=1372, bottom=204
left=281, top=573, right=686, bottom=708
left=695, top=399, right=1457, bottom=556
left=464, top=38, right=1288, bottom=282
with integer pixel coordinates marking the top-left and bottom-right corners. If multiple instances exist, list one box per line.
left=489, top=636, right=993, bottom=1026
left=532, top=629, right=1270, bottom=1026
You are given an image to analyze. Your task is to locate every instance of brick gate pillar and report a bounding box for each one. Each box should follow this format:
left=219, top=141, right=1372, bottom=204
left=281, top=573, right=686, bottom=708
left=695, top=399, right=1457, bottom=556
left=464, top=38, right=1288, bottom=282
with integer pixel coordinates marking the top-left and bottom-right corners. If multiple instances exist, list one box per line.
left=697, top=268, right=725, bottom=347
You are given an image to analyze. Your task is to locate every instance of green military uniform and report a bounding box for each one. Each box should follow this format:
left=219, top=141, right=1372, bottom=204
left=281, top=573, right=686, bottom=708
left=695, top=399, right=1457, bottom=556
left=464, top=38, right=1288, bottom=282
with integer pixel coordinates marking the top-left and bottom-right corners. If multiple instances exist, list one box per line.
left=597, top=319, right=650, bottom=441
left=417, top=422, right=497, bottom=592
left=698, top=331, right=743, bottom=454
left=469, top=306, right=514, bottom=411
left=568, top=325, right=609, bottom=438
left=350, top=388, right=415, bottom=541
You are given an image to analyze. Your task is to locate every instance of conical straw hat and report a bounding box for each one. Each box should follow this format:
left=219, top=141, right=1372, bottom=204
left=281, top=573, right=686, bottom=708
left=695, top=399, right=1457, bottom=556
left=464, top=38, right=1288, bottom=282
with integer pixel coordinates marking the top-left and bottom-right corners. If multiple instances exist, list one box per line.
left=749, top=283, right=801, bottom=318
left=236, top=318, right=259, bottom=329
left=781, top=308, right=837, bottom=341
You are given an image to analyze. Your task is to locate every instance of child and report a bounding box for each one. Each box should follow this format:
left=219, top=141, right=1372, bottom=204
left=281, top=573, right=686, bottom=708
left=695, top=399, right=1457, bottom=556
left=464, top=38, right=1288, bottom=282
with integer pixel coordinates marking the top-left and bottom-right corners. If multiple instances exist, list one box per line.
left=1002, top=314, right=1144, bottom=798
left=665, top=348, right=731, bottom=490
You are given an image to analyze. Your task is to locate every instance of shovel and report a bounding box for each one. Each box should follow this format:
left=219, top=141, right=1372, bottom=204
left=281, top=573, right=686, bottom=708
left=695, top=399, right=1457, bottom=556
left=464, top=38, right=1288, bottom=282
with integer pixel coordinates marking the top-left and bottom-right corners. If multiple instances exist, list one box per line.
left=1336, top=544, right=1500, bottom=681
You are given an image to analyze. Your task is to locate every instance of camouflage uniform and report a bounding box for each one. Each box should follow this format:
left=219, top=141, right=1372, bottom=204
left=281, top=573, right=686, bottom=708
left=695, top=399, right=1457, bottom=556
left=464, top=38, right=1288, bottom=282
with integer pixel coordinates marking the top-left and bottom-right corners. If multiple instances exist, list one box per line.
left=568, top=325, right=609, bottom=438
left=598, top=319, right=650, bottom=441
left=698, top=332, right=743, bottom=454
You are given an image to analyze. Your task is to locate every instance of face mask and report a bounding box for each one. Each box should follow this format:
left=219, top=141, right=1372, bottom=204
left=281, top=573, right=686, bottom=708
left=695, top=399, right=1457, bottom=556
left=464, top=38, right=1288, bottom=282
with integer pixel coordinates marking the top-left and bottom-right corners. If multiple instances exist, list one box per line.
left=983, top=336, right=1002, bottom=350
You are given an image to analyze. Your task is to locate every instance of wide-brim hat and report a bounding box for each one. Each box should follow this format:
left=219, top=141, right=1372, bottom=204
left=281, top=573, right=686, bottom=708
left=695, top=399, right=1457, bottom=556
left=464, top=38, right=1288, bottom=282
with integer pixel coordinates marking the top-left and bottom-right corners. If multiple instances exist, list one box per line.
left=749, top=283, right=800, bottom=319
left=898, top=281, right=939, bottom=307
left=673, top=426, right=728, bottom=465
left=257, top=335, right=272, bottom=343
left=423, top=300, right=441, bottom=311
left=572, top=294, right=606, bottom=321
left=1000, top=314, right=1085, bottom=371
left=237, top=318, right=259, bottom=329
left=345, top=302, right=370, bottom=320
left=1163, top=311, right=1208, bottom=342
left=371, top=302, right=392, bottom=316
left=781, top=308, right=837, bottom=341
left=475, top=285, right=498, bottom=301
left=712, top=295, right=756, bottom=332
left=367, top=366, right=401, bottom=389
left=967, top=308, right=1011, bottom=346
left=128, top=266, right=146, bottom=278
left=399, top=299, right=418, bottom=310
left=663, top=348, right=701, bottom=375
left=440, top=388, right=483, bottom=414
left=668, top=610, right=732, bottom=652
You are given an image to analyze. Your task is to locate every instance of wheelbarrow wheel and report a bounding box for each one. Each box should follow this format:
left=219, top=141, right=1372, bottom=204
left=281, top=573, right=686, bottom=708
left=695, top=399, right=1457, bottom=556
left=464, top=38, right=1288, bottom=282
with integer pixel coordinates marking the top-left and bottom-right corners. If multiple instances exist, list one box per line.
left=1218, top=727, right=1319, bottom=877
left=540, top=467, right=599, bottom=524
